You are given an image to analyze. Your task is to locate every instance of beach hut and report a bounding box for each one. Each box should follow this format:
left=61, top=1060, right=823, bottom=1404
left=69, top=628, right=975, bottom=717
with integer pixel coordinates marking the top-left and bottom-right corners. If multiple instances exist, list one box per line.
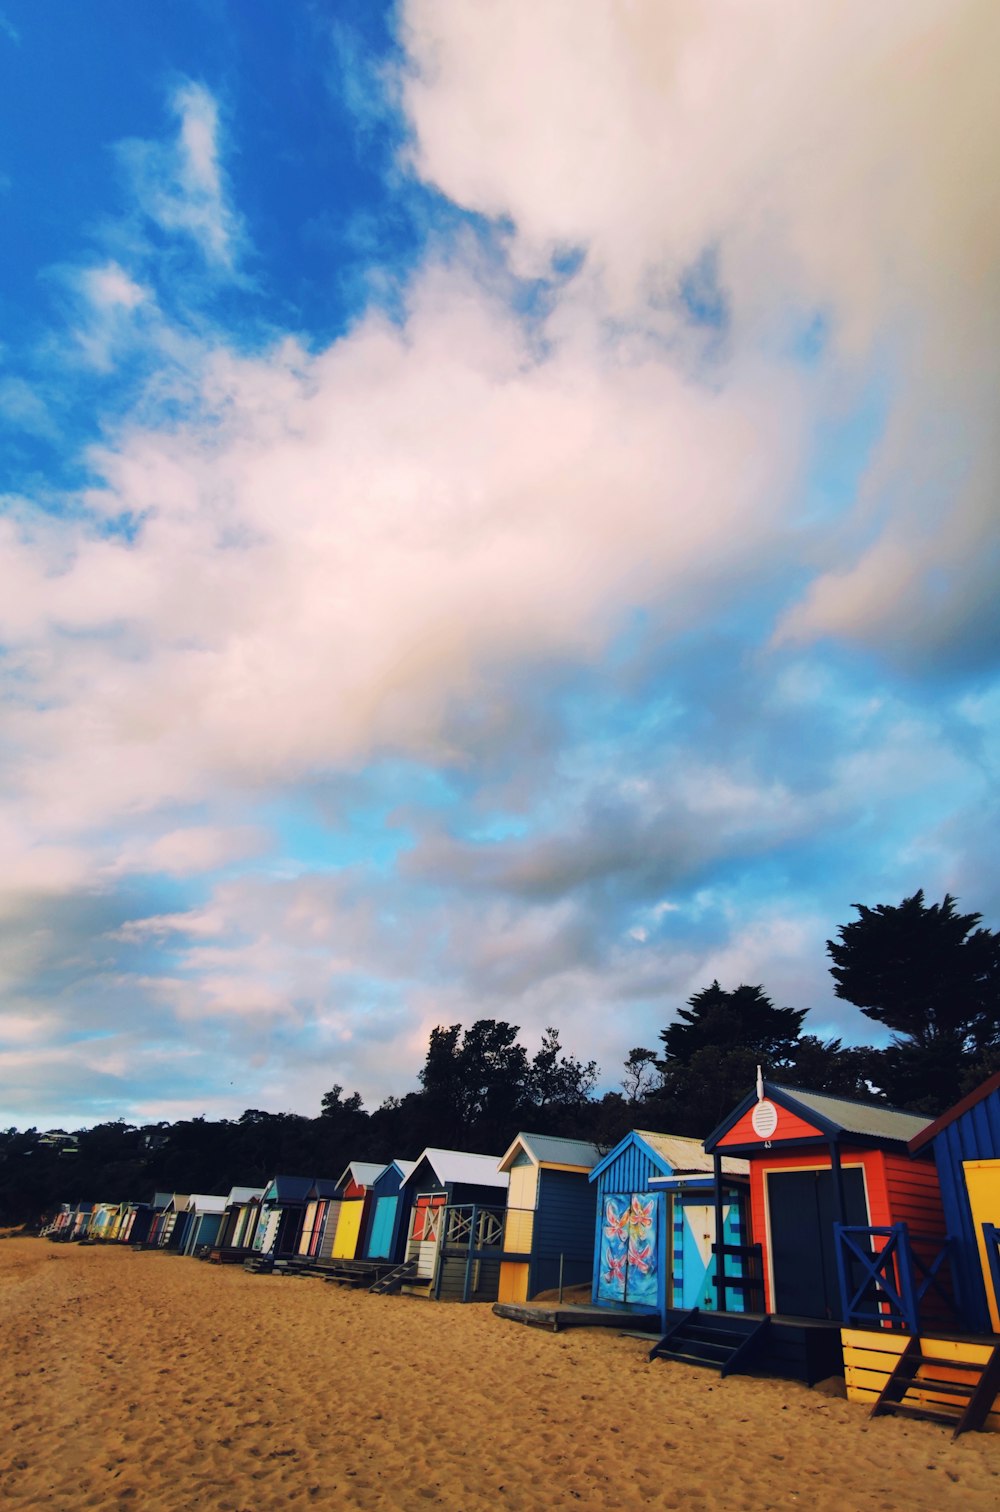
left=906, top=1071, right=1000, bottom=1334
left=392, top=1148, right=509, bottom=1300
left=328, top=1163, right=387, bottom=1262
left=181, top=1194, right=228, bottom=1256
left=297, top=1179, right=340, bottom=1260
left=70, top=1202, right=94, bottom=1240
left=117, top=1201, right=154, bottom=1245
left=250, top=1175, right=314, bottom=1257
left=215, top=1186, right=265, bottom=1255
left=496, top=1133, right=601, bottom=1304
left=589, top=1130, right=749, bottom=1324
left=704, top=1079, right=939, bottom=1323
left=360, top=1160, right=416, bottom=1264
left=157, top=1194, right=193, bottom=1250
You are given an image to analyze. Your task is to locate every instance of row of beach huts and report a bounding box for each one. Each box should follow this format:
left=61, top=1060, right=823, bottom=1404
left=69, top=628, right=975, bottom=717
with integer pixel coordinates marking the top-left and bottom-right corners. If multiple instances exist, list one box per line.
left=43, top=1073, right=1000, bottom=1435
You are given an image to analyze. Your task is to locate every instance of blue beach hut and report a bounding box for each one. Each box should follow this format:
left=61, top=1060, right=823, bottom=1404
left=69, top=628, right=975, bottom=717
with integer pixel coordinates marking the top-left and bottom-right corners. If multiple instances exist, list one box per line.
left=908, top=1071, right=1000, bottom=1334
left=361, top=1159, right=416, bottom=1262
left=496, top=1133, right=601, bottom=1303
left=589, top=1130, right=748, bottom=1325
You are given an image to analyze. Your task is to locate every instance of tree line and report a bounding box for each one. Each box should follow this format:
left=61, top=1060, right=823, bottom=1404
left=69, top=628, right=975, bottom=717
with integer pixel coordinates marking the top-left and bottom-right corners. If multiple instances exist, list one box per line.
left=2, top=890, right=997, bottom=1224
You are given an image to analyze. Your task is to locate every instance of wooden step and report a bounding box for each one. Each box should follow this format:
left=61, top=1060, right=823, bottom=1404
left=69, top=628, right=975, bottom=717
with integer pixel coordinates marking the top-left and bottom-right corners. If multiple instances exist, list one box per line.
left=882, top=1403, right=961, bottom=1427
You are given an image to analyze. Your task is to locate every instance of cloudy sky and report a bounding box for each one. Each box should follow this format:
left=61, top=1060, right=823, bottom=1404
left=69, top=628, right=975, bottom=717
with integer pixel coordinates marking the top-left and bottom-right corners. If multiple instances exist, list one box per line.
left=1, top=1, right=998, bottom=1130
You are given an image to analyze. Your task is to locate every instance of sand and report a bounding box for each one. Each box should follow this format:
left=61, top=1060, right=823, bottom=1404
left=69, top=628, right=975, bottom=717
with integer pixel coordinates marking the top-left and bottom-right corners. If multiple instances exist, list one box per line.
left=1, top=1239, right=998, bottom=1510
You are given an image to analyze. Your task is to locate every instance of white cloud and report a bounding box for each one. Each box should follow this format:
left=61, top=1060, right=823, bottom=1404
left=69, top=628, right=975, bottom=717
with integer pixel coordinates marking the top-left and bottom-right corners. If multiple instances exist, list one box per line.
left=399, top=0, right=1000, bottom=668
left=119, top=80, right=245, bottom=270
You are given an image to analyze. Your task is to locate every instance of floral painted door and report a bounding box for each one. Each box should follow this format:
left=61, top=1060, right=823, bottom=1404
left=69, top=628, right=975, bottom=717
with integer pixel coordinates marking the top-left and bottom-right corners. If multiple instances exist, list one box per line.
left=597, top=1192, right=660, bottom=1307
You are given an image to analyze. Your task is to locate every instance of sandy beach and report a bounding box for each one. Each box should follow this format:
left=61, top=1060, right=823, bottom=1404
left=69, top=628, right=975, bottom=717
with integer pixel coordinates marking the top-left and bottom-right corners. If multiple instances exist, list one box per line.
left=1, top=1238, right=997, bottom=1511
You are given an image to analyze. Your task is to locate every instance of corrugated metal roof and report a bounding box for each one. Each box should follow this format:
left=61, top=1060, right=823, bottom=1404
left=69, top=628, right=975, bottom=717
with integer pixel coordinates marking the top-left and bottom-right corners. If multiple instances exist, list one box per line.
left=770, top=1085, right=933, bottom=1143
left=499, top=1132, right=603, bottom=1172
left=402, top=1147, right=509, bottom=1190
left=635, top=1131, right=749, bottom=1178
left=390, top=1158, right=416, bottom=1180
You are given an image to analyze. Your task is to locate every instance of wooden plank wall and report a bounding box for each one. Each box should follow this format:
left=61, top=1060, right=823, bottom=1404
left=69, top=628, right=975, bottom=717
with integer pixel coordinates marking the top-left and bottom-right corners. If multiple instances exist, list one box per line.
left=842, top=1328, right=1000, bottom=1432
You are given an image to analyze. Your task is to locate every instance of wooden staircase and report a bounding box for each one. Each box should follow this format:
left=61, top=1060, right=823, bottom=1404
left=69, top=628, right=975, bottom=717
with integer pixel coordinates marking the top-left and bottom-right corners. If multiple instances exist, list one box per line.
left=369, top=1258, right=419, bottom=1295
left=648, top=1309, right=771, bottom=1377
left=243, top=1253, right=275, bottom=1274
left=870, top=1336, right=1000, bottom=1437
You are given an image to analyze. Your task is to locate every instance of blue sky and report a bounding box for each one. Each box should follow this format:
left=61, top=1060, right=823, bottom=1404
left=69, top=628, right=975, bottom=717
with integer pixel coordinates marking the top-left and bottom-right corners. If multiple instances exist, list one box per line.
left=1, top=1, right=998, bottom=1129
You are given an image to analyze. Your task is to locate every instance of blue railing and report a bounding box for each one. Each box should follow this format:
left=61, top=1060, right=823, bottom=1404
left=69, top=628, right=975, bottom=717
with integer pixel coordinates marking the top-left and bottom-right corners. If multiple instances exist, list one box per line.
left=835, top=1222, right=959, bottom=1333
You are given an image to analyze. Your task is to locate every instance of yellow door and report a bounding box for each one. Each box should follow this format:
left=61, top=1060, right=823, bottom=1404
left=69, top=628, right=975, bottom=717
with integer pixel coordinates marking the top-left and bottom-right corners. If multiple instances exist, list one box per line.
left=498, top=1262, right=529, bottom=1303
left=332, top=1199, right=364, bottom=1259
left=964, top=1160, right=1000, bottom=1332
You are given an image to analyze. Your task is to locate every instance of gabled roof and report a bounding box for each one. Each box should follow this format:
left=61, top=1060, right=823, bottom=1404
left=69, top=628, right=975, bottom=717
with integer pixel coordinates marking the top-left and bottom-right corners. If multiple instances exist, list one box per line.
left=152, top=1191, right=173, bottom=1209
left=335, top=1161, right=387, bottom=1192
left=704, top=1080, right=933, bottom=1152
left=400, top=1147, right=509, bottom=1191
left=373, top=1158, right=416, bottom=1185
left=263, top=1174, right=315, bottom=1203
left=908, top=1070, right=1000, bottom=1154
left=226, top=1185, right=266, bottom=1204
left=164, top=1193, right=191, bottom=1212
left=590, top=1129, right=748, bottom=1184
left=185, top=1194, right=227, bottom=1214
left=305, top=1177, right=340, bottom=1199
left=499, top=1132, right=603, bottom=1174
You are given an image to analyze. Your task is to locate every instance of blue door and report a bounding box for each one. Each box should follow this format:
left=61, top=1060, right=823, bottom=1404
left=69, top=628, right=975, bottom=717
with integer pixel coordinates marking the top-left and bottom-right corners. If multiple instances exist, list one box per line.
left=368, top=1196, right=398, bottom=1258
left=597, top=1193, right=659, bottom=1307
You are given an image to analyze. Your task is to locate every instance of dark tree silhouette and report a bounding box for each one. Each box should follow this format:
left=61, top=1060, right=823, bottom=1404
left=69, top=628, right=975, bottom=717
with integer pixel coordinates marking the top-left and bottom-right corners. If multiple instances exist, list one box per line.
left=828, top=891, right=1000, bottom=1111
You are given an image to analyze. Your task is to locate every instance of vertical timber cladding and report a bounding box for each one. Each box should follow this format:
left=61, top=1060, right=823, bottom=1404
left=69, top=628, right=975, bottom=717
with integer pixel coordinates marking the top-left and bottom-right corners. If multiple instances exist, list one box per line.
left=908, top=1073, right=1000, bottom=1334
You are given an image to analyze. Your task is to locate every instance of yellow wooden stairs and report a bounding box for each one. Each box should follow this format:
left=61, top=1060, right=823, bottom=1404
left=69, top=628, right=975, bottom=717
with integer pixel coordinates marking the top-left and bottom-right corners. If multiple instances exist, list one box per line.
left=850, top=1331, right=1000, bottom=1436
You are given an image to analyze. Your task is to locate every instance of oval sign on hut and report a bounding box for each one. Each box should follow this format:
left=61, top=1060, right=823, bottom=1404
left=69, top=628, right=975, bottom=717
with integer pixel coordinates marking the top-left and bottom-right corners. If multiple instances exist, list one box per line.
left=751, top=1099, right=778, bottom=1138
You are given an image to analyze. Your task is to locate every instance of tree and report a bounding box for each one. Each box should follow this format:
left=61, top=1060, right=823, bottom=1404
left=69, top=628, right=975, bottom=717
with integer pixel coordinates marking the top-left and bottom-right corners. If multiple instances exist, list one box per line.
left=654, top=982, right=809, bottom=1137
left=828, top=891, right=1000, bottom=1111
left=621, top=1048, right=659, bottom=1103
left=660, top=981, right=807, bottom=1067
left=418, top=1020, right=531, bottom=1149
left=828, top=891, right=999, bottom=1050
left=527, top=1027, right=598, bottom=1125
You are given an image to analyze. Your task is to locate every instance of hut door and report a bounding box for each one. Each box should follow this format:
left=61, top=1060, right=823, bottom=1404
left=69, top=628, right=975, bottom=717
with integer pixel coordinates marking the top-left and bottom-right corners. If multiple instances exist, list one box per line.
left=368, top=1197, right=398, bottom=1259
left=411, top=1195, right=446, bottom=1277
left=677, top=1197, right=743, bottom=1312
left=597, top=1194, right=659, bottom=1307
left=768, top=1168, right=867, bottom=1319
left=333, top=1200, right=364, bottom=1259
